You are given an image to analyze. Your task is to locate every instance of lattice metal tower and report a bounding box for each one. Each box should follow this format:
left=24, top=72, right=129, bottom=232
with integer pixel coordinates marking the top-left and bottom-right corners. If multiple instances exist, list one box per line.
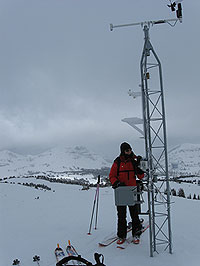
left=110, top=17, right=182, bottom=256
left=140, top=22, right=172, bottom=257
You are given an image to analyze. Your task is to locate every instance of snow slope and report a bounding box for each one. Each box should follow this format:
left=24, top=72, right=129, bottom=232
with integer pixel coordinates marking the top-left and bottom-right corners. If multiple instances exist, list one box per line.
left=1, top=177, right=200, bottom=266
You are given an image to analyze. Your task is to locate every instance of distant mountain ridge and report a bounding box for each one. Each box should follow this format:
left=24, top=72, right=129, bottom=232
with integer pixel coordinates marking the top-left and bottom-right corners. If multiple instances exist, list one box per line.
left=0, top=146, right=110, bottom=177
left=168, top=143, right=200, bottom=175
left=0, top=143, right=200, bottom=178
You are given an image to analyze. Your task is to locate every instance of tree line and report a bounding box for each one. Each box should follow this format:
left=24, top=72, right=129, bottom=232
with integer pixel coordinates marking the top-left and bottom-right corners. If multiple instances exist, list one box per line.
left=170, top=188, right=200, bottom=200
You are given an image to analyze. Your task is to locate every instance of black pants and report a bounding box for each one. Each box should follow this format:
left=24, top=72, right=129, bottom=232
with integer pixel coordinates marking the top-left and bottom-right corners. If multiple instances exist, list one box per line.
left=117, top=205, right=141, bottom=238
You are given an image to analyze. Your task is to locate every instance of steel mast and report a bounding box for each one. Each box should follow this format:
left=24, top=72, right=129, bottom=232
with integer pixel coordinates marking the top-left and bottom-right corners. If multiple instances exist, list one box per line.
left=110, top=17, right=181, bottom=256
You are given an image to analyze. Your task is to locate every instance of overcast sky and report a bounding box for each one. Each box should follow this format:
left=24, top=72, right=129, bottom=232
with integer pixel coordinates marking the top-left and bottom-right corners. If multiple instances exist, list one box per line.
left=0, top=0, right=199, bottom=159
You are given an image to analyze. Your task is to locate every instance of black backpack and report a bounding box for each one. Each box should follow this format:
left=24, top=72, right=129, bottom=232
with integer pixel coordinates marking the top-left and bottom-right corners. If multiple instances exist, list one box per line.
left=56, top=253, right=106, bottom=266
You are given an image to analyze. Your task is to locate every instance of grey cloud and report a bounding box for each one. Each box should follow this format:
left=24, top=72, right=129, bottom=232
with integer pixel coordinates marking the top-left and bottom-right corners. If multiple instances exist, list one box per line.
left=0, top=0, right=199, bottom=159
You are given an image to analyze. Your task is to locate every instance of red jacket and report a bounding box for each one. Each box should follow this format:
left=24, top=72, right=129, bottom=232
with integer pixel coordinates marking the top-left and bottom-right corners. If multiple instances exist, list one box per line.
left=109, top=155, right=144, bottom=186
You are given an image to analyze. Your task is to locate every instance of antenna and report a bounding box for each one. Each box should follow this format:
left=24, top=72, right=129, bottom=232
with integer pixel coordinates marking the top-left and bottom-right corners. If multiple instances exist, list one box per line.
left=110, top=7, right=183, bottom=257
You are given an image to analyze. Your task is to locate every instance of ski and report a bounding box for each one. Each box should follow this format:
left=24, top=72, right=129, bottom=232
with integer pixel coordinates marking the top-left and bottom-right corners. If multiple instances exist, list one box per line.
left=66, top=240, right=83, bottom=265
left=98, top=219, right=144, bottom=247
left=98, top=222, right=132, bottom=247
left=66, top=240, right=78, bottom=256
left=98, top=234, right=119, bottom=247
left=55, top=244, right=66, bottom=263
left=117, top=223, right=149, bottom=249
left=55, top=241, right=94, bottom=266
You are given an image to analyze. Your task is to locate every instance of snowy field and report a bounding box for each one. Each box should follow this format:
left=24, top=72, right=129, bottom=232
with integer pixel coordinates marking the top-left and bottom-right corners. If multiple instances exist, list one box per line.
left=1, top=177, right=200, bottom=266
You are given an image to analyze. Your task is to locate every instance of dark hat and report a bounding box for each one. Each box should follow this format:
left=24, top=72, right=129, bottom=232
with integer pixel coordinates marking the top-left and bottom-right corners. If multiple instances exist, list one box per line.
left=120, top=142, right=132, bottom=154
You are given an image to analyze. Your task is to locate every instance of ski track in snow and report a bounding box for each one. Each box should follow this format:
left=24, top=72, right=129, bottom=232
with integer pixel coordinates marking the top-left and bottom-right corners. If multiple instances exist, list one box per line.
left=1, top=177, right=200, bottom=266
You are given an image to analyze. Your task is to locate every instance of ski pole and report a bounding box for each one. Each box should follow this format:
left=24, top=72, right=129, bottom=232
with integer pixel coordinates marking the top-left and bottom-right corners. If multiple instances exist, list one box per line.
left=88, top=175, right=100, bottom=235
left=88, top=186, right=98, bottom=235
left=95, top=175, right=100, bottom=229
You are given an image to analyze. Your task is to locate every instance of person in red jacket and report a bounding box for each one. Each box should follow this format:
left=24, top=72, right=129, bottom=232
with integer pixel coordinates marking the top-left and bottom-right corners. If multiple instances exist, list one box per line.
left=109, top=142, right=144, bottom=244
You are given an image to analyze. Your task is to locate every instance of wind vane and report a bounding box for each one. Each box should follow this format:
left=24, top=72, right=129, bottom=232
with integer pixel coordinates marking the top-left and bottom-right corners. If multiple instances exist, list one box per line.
left=167, top=0, right=183, bottom=19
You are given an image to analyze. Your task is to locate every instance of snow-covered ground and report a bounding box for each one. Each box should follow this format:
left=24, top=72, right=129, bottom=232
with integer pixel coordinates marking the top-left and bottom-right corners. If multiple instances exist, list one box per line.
left=1, top=177, right=200, bottom=266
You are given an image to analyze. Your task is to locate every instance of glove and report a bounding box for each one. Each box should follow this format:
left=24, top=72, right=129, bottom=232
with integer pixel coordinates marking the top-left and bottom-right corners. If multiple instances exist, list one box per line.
left=136, top=180, right=144, bottom=191
left=136, top=167, right=145, bottom=175
left=136, top=155, right=142, bottom=166
left=112, top=181, right=125, bottom=189
left=112, top=180, right=120, bottom=189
